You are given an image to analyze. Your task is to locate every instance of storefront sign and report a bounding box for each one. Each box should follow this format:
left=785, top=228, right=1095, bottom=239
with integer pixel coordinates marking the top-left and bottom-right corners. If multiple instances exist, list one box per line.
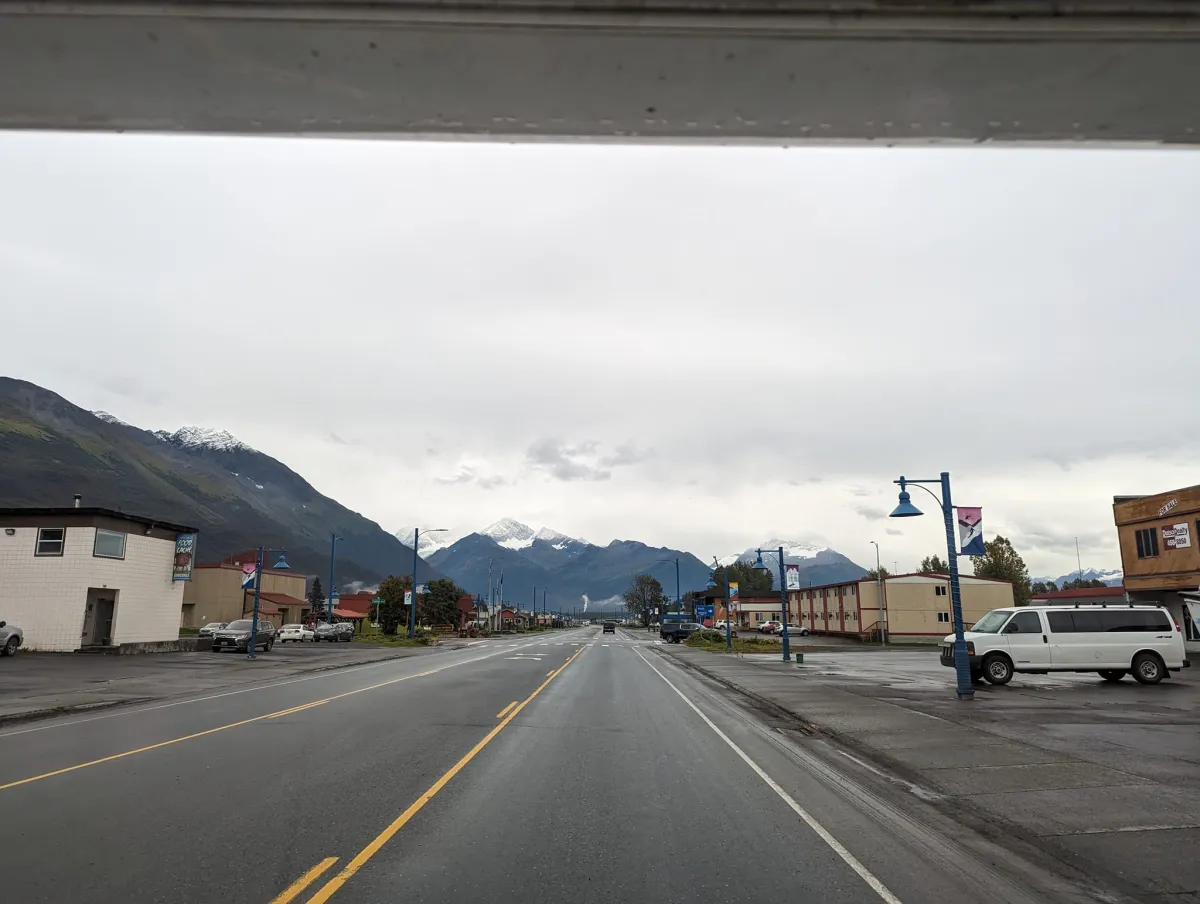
left=1159, top=497, right=1179, bottom=517
left=1163, top=522, right=1191, bottom=550
left=172, top=533, right=197, bottom=581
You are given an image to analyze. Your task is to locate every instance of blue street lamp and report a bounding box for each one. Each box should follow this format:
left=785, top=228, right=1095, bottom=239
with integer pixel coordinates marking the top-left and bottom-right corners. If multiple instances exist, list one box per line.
left=327, top=533, right=343, bottom=626
left=249, top=546, right=288, bottom=661
left=712, top=557, right=733, bottom=651
left=753, top=546, right=792, bottom=662
left=889, top=472, right=973, bottom=700
left=408, top=528, right=447, bottom=638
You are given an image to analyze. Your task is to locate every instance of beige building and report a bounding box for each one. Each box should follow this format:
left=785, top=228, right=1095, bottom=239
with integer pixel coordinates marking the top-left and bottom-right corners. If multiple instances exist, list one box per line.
left=796, top=572, right=1015, bottom=643
left=182, top=556, right=309, bottom=629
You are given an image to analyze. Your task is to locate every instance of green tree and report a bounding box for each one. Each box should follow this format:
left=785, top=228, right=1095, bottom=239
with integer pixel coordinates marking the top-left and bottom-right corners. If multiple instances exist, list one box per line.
left=1031, top=581, right=1048, bottom=595
left=623, top=573, right=668, bottom=627
left=710, top=560, right=774, bottom=597
left=971, top=536, right=1031, bottom=606
left=307, top=577, right=326, bottom=617
left=1046, top=580, right=1059, bottom=593
left=1061, top=577, right=1106, bottom=590
left=423, top=577, right=467, bottom=626
left=377, top=574, right=412, bottom=635
left=865, top=566, right=890, bottom=580
left=919, top=554, right=949, bottom=574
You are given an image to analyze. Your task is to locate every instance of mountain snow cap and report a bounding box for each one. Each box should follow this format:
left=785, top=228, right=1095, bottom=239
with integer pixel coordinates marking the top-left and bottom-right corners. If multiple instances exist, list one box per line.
left=164, top=426, right=252, bottom=452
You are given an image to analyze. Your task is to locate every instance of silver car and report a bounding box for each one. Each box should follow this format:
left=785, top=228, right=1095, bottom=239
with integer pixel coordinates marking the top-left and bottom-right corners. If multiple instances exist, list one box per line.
left=0, top=620, right=22, bottom=656
left=198, top=622, right=227, bottom=637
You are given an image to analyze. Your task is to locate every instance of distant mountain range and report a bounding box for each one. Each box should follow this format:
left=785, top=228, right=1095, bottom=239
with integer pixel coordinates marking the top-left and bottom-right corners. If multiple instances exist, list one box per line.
left=406, top=520, right=868, bottom=612
left=1031, top=568, right=1124, bottom=588
left=0, top=377, right=434, bottom=589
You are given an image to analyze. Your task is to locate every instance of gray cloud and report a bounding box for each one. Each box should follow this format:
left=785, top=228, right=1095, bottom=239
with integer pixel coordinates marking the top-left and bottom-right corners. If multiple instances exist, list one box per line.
left=525, top=438, right=612, bottom=482
left=885, top=528, right=904, bottom=537
left=4, top=134, right=1196, bottom=576
left=853, top=504, right=889, bottom=521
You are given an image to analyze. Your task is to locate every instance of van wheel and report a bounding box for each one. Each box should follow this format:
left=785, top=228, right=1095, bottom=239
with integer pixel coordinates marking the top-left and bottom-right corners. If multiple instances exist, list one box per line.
left=1132, top=653, right=1165, bottom=685
left=1098, top=670, right=1126, bottom=682
left=982, top=654, right=1013, bottom=686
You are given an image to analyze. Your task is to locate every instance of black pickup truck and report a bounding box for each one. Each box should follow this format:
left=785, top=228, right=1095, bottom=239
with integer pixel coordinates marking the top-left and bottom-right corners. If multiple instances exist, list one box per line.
left=659, top=621, right=705, bottom=644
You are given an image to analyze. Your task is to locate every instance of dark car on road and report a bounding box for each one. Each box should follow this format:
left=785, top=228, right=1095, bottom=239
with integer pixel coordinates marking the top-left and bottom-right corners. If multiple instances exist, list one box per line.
left=211, top=619, right=275, bottom=653
left=602, top=621, right=616, bottom=634
left=660, top=621, right=705, bottom=644
left=314, top=622, right=354, bottom=642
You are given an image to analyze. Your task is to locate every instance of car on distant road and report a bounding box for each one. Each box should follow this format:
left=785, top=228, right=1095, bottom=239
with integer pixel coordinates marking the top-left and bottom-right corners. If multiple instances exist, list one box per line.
left=778, top=623, right=811, bottom=637
left=602, top=621, right=616, bottom=634
left=660, top=621, right=705, bottom=643
left=278, top=623, right=314, bottom=643
left=198, top=621, right=227, bottom=637
left=758, top=621, right=781, bottom=634
left=313, top=622, right=338, bottom=642
left=0, top=620, right=23, bottom=656
left=334, top=622, right=354, bottom=641
left=211, top=619, right=275, bottom=653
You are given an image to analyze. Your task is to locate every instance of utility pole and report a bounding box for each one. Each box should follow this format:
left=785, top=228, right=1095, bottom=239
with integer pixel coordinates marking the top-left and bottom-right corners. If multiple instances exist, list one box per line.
left=1075, top=536, right=1084, bottom=584
left=870, top=540, right=888, bottom=645
left=488, top=558, right=494, bottom=632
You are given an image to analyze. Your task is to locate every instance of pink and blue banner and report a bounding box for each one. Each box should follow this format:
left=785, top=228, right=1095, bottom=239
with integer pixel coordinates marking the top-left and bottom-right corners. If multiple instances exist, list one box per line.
left=241, top=562, right=258, bottom=589
left=956, top=507, right=985, bottom=556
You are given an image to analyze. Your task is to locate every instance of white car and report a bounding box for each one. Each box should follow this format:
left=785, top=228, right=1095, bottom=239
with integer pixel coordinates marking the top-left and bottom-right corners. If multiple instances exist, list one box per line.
left=278, top=624, right=315, bottom=643
left=198, top=622, right=227, bottom=637
left=778, top=623, right=810, bottom=637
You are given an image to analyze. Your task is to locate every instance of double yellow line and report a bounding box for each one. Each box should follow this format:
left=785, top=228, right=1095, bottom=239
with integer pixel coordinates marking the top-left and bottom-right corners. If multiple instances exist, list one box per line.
left=299, top=647, right=584, bottom=904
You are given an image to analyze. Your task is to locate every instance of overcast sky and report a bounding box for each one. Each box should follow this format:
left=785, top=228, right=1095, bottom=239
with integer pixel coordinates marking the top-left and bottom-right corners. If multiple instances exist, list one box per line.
left=2, top=132, right=1196, bottom=577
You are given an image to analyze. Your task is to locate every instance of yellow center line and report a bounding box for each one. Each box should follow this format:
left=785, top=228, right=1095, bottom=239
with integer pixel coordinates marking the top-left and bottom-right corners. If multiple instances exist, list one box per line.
left=0, top=648, right=517, bottom=793
left=495, top=701, right=517, bottom=719
left=306, top=647, right=584, bottom=904
left=269, top=857, right=338, bottom=904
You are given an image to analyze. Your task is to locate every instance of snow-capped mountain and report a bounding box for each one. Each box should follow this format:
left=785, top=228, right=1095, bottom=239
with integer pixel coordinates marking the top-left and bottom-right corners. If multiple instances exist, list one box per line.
left=1031, top=568, right=1123, bottom=588
left=393, top=527, right=467, bottom=558
left=719, top=540, right=829, bottom=567
left=92, top=410, right=131, bottom=427
left=482, top=518, right=538, bottom=550
left=155, top=425, right=252, bottom=452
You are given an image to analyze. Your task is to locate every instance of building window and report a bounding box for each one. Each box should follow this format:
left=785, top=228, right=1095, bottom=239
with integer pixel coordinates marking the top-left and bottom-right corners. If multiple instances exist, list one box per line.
left=93, top=529, right=127, bottom=560
left=848, top=586, right=855, bottom=596
left=1135, top=528, right=1159, bottom=559
left=935, top=585, right=947, bottom=596
left=35, top=527, right=65, bottom=556
left=937, top=612, right=950, bottom=623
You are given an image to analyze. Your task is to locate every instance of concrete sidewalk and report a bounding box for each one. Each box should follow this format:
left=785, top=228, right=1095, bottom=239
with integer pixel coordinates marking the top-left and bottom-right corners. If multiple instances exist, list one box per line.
left=0, top=642, right=449, bottom=725
left=660, top=646, right=1200, bottom=904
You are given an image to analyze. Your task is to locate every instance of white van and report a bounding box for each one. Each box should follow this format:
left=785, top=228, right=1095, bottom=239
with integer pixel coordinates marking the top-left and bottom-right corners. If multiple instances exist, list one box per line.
left=941, top=605, right=1190, bottom=686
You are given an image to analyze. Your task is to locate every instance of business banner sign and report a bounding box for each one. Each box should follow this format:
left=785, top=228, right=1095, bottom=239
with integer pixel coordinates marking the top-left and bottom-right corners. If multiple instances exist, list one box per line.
left=172, top=533, right=197, bottom=582
left=785, top=563, right=800, bottom=590
left=1163, top=523, right=1191, bottom=550
left=240, top=562, right=258, bottom=589
left=956, top=507, right=985, bottom=556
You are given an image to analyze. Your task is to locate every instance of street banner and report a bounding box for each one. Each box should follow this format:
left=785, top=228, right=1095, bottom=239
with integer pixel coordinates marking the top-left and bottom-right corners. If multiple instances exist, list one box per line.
left=172, top=533, right=197, bottom=582
left=728, top=581, right=739, bottom=601
left=1163, top=523, right=1191, bottom=549
left=404, top=591, right=413, bottom=606
left=241, top=562, right=258, bottom=589
left=957, top=506, right=985, bottom=556
left=785, top=563, right=800, bottom=590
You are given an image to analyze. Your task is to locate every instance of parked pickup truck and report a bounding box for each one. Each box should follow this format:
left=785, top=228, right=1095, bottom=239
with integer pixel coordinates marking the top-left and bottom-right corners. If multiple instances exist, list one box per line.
left=659, top=621, right=705, bottom=644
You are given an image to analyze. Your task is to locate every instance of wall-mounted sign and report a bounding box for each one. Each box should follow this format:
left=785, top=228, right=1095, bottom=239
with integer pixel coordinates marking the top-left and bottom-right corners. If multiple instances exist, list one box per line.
left=172, top=533, right=197, bottom=582
left=1159, top=498, right=1179, bottom=517
left=1163, top=522, right=1191, bottom=550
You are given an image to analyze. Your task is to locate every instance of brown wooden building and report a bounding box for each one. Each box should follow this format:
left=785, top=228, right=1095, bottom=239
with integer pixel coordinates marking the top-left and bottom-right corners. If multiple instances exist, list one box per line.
left=1113, top=484, right=1200, bottom=645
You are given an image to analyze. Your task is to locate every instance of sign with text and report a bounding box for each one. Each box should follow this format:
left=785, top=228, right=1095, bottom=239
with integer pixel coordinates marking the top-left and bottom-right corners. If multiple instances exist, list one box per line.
left=172, top=534, right=197, bottom=582
left=696, top=604, right=715, bottom=618
left=1163, top=522, right=1191, bottom=550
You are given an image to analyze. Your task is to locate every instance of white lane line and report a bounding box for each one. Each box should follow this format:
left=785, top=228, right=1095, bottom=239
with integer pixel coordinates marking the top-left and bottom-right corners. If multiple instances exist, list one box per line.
left=465, top=641, right=488, bottom=647
left=506, top=656, right=546, bottom=661
left=633, top=649, right=903, bottom=904
left=601, top=644, right=609, bottom=647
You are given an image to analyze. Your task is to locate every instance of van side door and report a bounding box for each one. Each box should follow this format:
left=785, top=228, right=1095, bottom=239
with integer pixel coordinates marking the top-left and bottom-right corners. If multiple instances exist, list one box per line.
left=1002, top=610, right=1052, bottom=670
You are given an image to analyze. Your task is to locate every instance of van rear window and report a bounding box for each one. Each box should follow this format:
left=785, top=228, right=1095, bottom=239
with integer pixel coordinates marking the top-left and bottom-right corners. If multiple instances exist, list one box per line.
left=1046, top=610, right=1171, bottom=633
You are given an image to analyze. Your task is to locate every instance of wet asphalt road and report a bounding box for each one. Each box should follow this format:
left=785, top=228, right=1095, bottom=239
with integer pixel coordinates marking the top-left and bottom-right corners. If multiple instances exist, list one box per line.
left=0, top=628, right=1097, bottom=904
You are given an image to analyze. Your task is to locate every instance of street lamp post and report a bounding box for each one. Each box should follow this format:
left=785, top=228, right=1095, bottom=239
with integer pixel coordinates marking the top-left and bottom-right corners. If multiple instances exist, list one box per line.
left=327, top=533, right=343, bottom=625
left=249, top=546, right=289, bottom=661
left=889, top=472, right=972, bottom=700
left=754, top=547, right=791, bottom=662
left=408, top=528, right=447, bottom=639
left=870, top=540, right=888, bottom=645
left=712, top=557, right=733, bottom=651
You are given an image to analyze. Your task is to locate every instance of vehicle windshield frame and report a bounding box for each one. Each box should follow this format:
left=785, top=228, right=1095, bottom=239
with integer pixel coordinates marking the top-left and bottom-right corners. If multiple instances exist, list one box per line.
left=969, top=610, right=1013, bottom=634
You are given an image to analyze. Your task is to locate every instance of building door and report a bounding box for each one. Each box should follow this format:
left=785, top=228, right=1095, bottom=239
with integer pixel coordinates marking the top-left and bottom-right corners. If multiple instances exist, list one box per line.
left=82, top=589, right=117, bottom=646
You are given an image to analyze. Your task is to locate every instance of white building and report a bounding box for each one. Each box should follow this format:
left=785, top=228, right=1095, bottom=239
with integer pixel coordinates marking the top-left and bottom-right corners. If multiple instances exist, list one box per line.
left=0, top=506, right=199, bottom=652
